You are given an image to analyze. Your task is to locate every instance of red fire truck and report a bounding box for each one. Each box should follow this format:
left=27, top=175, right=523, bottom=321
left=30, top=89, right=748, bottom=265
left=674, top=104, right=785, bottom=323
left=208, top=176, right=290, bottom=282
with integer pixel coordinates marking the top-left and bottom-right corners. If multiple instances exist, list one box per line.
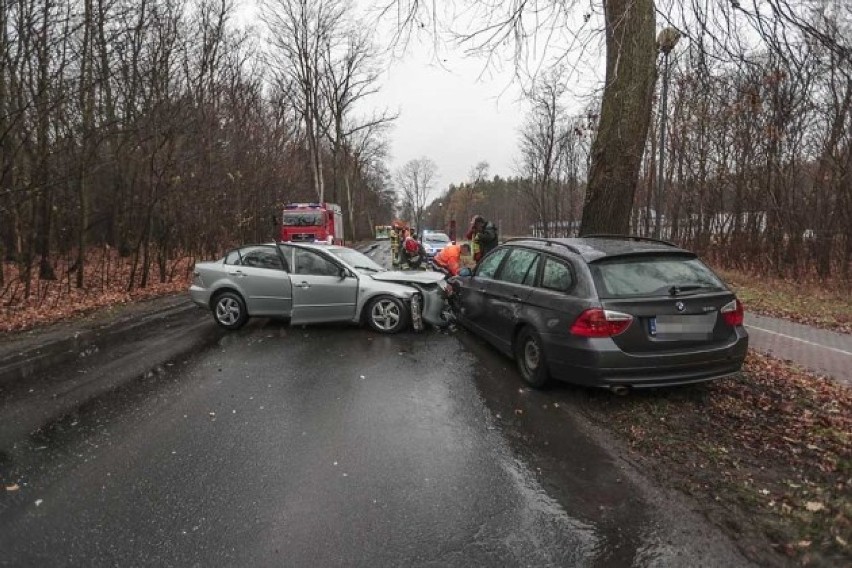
left=278, top=203, right=345, bottom=245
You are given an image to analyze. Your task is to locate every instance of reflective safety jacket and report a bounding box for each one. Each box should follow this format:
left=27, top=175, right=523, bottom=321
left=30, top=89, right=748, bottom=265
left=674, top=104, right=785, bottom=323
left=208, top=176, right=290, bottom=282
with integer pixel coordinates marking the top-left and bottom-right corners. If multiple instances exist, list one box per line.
left=433, top=243, right=463, bottom=276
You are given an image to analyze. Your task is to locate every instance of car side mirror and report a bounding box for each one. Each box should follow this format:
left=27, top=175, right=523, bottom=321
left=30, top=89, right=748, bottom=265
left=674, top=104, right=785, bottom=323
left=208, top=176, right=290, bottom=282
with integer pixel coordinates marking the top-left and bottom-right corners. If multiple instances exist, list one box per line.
left=339, top=267, right=351, bottom=279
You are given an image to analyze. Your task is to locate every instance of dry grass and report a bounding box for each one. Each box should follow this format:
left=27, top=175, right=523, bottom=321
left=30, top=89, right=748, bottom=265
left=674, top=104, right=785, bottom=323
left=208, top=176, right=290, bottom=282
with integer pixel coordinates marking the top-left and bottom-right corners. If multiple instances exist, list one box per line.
left=714, top=267, right=852, bottom=334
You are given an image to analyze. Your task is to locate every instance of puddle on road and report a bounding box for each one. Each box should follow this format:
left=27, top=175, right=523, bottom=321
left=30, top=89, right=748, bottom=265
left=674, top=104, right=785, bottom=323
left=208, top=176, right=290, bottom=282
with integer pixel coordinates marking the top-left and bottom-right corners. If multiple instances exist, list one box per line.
left=452, top=329, right=671, bottom=566
left=498, top=452, right=601, bottom=564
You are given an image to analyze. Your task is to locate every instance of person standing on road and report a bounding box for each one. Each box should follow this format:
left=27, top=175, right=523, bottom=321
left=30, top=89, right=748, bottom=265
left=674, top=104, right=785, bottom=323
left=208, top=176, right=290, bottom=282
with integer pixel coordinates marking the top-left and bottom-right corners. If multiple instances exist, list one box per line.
left=465, top=215, right=498, bottom=262
left=390, top=222, right=403, bottom=267
left=432, top=243, right=471, bottom=277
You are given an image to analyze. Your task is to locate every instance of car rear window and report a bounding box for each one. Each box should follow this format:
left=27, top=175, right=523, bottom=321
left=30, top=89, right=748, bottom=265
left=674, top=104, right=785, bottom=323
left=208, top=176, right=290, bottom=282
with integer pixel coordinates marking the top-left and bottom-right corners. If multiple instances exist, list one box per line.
left=589, top=254, right=725, bottom=298
left=424, top=233, right=450, bottom=243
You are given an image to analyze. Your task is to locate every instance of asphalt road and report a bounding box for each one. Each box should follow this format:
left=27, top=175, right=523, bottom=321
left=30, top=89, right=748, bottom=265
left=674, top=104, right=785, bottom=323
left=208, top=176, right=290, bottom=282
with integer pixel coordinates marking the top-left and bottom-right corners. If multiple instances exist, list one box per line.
left=0, top=243, right=750, bottom=567
left=0, top=321, right=747, bottom=567
left=745, top=313, right=852, bottom=385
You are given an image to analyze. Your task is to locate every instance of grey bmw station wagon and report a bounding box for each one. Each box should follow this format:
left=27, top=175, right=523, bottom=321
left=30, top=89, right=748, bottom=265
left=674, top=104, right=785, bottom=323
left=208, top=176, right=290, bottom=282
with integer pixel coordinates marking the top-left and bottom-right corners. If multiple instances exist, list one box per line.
left=454, top=235, right=748, bottom=391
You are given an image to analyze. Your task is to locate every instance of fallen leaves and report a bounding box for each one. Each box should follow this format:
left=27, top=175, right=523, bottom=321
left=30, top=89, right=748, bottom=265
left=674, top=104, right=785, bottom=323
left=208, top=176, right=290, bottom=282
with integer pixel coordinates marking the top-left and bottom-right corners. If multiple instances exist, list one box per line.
left=805, top=501, right=826, bottom=513
left=0, top=250, right=194, bottom=333
left=578, top=351, right=852, bottom=565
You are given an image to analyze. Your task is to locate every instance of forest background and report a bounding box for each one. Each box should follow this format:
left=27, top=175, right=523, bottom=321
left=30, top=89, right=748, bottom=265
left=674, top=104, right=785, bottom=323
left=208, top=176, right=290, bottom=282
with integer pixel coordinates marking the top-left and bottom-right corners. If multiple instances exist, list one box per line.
left=0, top=0, right=850, bottom=330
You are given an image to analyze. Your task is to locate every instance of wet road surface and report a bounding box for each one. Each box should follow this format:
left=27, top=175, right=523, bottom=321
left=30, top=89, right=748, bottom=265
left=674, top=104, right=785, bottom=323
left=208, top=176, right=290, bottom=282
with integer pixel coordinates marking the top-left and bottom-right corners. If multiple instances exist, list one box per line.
left=0, top=243, right=751, bottom=567
left=1, top=322, right=749, bottom=566
left=745, top=313, right=852, bottom=385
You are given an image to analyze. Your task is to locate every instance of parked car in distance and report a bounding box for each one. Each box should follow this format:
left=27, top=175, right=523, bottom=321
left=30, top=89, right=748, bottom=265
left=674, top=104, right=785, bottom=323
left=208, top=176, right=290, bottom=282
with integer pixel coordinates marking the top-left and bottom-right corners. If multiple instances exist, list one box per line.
left=453, top=235, right=748, bottom=391
left=421, top=231, right=451, bottom=257
left=190, top=243, right=451, bottom=333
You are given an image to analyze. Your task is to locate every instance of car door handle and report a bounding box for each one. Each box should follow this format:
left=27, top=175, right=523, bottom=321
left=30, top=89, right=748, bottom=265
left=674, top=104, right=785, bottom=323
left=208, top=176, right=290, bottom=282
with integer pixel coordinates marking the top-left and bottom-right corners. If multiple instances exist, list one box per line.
left=478, top=288, right=486, bottom=293
left=294, top=281, right=311, bottom=289
left=510, top=295, right=521, bottom=302
left=228, top=270, right=245, bottom=277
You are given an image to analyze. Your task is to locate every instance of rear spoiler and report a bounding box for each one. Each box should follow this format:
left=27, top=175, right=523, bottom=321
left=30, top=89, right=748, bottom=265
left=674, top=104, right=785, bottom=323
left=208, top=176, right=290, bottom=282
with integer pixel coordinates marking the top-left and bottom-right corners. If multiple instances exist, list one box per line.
left=587, top=250, right=697, bottom=264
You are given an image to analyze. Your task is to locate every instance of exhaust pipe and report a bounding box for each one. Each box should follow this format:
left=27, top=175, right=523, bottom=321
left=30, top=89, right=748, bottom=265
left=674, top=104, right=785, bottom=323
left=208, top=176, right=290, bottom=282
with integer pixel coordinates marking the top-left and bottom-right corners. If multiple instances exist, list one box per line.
left=609, top=385, right=630, bottom=396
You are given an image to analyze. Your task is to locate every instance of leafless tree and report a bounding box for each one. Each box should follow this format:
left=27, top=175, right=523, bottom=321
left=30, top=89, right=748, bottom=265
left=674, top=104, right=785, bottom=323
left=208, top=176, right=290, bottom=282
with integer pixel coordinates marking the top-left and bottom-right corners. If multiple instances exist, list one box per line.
left=263, top=0, right=348, bottom=202
left=375, top=0, right=657, bottom=235
left=396, top=157, right=437, bottom=231
left=518, top=73, right=570, bottom=236
left=320, top=25, right=397, bottom=237
left=0, top=0, right=401, bottom=313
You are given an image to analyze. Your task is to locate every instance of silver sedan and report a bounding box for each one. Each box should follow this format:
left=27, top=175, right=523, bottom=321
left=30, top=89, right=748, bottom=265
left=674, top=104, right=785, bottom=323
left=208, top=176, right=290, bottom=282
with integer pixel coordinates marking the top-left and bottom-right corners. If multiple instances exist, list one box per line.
left=189, top=243, right=450, bottom=333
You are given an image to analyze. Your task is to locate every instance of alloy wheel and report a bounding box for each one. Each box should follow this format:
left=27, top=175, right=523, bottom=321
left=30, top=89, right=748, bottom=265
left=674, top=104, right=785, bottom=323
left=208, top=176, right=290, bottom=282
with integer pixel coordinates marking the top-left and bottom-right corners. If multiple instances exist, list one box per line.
left=371, top=299, right=401, bottom=331
left=216, top=297, right=241, bottom=326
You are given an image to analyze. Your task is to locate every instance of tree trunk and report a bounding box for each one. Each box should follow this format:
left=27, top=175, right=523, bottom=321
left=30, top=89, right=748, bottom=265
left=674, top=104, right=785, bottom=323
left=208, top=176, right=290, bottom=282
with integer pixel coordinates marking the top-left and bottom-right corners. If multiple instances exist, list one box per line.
left=345, top=172, right=355, bottom=242
left=77, top=0, right=94, bottom=289
left=35, top=1, right=55, bottom=281
left=579, top=0, right=656, bottom=235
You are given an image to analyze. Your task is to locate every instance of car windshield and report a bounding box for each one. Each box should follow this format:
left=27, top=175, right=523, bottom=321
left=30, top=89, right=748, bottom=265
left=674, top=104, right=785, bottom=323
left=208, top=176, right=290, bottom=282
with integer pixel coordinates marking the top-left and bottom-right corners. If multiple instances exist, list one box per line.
left=423, top=232, right=450, bottom=243
left=282, top=212, right=323, bottom=226
left=589, top=254, right=726, bottom=298
left=326, top=247, right=385, bottom=273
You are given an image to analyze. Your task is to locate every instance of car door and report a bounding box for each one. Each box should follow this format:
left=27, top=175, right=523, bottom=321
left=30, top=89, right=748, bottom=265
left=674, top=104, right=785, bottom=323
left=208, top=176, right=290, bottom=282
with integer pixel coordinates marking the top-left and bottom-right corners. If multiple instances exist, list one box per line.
left=479, top=248, right=540, bottom=352
left=230, top=245, right=293, bottom=316
left=458, top=247, right=509, bottom=337
left=522, top=256, right=583, bottom=360
left=288, top=247, right=358, bottom=324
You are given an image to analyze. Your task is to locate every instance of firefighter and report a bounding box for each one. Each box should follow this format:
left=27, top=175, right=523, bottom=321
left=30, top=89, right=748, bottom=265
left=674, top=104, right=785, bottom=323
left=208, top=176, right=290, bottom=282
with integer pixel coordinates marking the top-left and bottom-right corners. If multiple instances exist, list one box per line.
left=465, top=215, right=498, bottom=263
left=432, top=243, right=471, bottom=277
left=389, top=222, right=403, bottom=267
left=400, top=232, right=427, bottom=270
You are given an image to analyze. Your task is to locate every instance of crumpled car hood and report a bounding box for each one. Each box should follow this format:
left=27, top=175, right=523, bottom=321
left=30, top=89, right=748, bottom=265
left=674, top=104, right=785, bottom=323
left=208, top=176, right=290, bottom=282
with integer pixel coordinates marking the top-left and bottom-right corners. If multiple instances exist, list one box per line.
left=370, top=270, right=445, bottom=285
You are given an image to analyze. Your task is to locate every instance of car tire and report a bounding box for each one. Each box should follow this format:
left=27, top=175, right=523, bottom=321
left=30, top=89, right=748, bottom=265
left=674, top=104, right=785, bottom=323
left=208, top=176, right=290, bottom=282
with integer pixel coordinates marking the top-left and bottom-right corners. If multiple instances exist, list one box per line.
left=366, top=296, right=409, bottom=334
left=515, top=327, right=550, bottom=388
left=212, top=291, right=249, bottom=330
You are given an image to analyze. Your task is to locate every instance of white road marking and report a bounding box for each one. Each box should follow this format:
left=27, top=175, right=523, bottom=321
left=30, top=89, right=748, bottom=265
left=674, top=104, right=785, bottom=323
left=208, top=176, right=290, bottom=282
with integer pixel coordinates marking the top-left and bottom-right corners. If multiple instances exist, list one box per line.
left=746, top=325, right=852, bottom=357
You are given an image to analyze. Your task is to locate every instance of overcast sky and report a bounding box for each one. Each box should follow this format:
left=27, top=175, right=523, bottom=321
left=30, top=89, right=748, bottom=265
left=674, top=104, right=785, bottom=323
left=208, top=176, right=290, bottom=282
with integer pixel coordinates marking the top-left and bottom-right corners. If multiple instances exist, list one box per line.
left=373, top=41, right=526, bottom=200
left=240, top=1, right=533, bottom=204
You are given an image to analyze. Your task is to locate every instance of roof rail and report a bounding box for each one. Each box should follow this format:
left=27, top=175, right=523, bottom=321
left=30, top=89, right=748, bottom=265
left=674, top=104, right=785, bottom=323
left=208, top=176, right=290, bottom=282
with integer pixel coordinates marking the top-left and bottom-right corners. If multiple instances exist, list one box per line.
left=581, top=234, right=677, bottom=247
left=503, top=237, right=582, bottom=255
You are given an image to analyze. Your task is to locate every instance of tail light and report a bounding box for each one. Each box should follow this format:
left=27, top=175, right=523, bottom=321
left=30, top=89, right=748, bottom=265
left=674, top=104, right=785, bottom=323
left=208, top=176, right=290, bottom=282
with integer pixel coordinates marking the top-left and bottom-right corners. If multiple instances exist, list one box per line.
left=721, top=299, right=744, bottom=326
left=570, top=308, right=633, bottom=338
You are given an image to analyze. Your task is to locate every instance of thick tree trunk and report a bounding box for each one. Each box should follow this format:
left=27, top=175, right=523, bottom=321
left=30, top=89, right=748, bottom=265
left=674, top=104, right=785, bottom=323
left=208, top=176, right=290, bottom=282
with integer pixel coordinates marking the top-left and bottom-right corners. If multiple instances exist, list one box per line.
left=579, top=0, right=656, bottom=235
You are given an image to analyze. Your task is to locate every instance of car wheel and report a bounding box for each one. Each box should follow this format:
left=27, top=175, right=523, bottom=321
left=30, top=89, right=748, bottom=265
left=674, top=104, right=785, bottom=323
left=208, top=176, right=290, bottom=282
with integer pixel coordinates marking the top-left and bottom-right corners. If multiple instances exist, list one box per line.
left=366, top=296, right=409, bottom=334
left=212, top=291, right=249, bottom=330
left=515, top=327, right=550, bottom=388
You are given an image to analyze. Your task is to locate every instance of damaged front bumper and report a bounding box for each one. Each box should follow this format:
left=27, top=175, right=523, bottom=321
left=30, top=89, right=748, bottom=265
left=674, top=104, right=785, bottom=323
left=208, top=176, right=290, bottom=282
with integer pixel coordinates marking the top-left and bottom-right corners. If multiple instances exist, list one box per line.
left=410, top=293, right=424, bottom=331
left=410, top=284, right=455, bottom=332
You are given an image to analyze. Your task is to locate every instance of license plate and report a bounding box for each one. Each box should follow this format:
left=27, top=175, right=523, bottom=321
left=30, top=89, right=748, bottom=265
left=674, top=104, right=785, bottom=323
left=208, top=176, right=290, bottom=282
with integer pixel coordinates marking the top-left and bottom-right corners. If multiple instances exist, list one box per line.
left=649, top=313, right=716, bottom=339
